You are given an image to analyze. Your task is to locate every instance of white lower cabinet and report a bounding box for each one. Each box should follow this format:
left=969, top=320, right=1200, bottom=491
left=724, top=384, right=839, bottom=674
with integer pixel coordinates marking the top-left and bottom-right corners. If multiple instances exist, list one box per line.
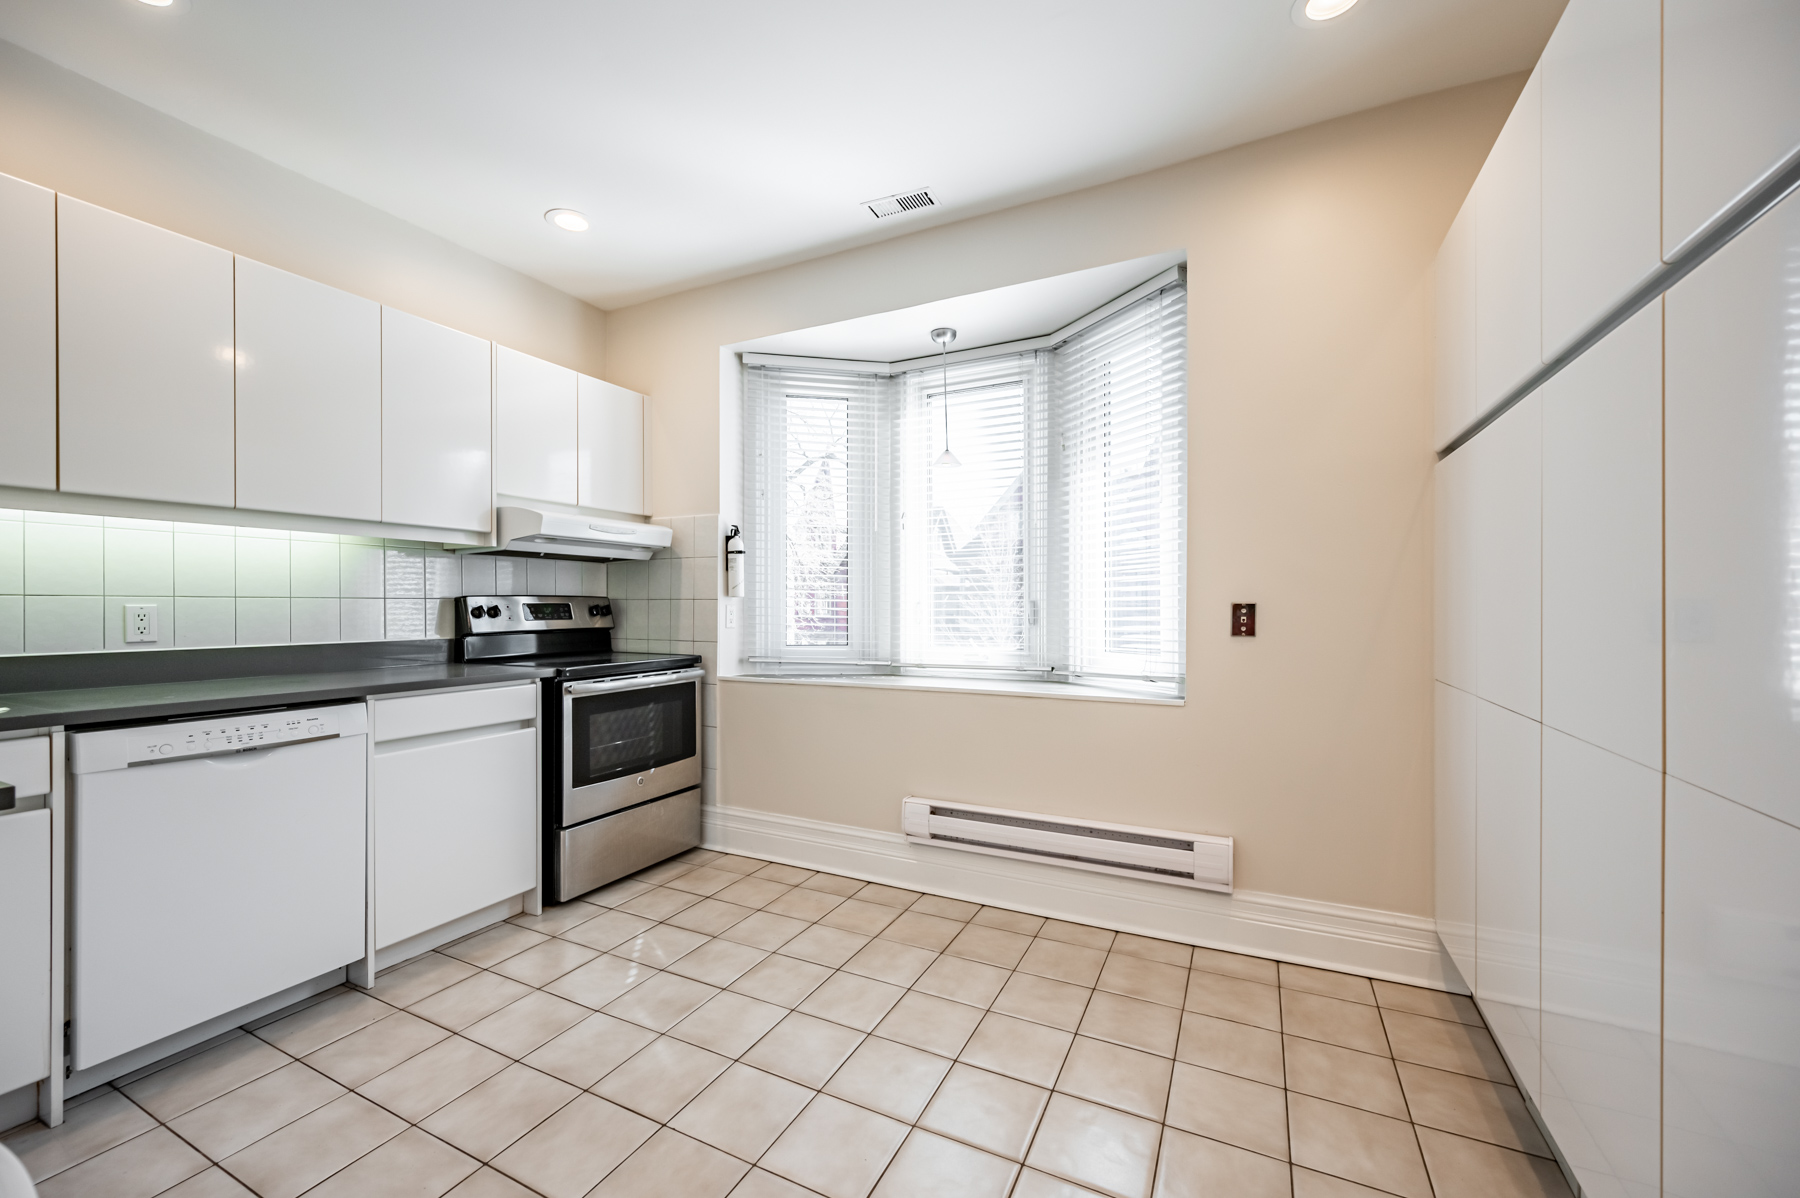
left=372, top=684, right=537, bottom=950
left=1540, top=729, right=1662, bottom=1198
left=1472, top=696, right=1542, bottom=1102
left=1663, top=778, right=1800, bottom=1198
left=0, top=806, right=51, bottom=1096
left=1666, top=190, right=1800, bottom=828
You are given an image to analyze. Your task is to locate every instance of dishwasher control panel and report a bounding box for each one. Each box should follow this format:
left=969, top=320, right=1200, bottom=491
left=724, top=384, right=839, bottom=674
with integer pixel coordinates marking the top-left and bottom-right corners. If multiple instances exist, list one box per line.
left=71, top=703, right=368, bottom=774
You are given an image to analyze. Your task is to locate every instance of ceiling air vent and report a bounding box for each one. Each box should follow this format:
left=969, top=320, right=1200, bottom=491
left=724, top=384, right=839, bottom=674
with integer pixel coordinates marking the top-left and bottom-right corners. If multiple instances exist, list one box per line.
left=864, top=189, right=935, bottom=219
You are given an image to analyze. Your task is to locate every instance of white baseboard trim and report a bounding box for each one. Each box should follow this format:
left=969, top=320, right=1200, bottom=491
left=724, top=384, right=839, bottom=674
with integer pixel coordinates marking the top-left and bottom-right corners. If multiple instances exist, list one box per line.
left=704, top=803, right=1462, bottom=993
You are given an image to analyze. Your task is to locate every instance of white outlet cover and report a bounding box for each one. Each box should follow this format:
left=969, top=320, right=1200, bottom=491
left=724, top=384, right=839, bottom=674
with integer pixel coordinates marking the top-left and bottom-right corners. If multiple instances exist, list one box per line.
left=124, top=603, right=159, bottom=643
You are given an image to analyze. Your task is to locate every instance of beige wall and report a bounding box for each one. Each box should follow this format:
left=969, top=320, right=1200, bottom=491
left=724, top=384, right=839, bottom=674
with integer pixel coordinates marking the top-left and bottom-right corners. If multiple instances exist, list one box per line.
left=606, top=75, right=1523, bottom=918
left=0, top=39, right=605, bottom=375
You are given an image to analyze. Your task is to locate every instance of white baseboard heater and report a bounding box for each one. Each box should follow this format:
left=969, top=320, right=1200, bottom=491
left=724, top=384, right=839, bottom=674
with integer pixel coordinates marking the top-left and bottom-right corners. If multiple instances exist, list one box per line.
left=900, top=797, right=1233, bottom=893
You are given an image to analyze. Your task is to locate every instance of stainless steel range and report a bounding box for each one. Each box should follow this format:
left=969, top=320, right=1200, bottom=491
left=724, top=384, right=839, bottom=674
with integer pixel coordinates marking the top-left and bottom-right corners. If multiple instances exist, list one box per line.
left=454, top=595, right=703, bottom=902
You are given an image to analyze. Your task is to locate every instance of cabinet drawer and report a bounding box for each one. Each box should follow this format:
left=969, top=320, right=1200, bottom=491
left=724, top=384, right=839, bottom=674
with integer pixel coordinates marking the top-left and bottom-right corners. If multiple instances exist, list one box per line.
left=373, top=683, right=536, bottom=743
left=0, top=734, right=51, bottom=799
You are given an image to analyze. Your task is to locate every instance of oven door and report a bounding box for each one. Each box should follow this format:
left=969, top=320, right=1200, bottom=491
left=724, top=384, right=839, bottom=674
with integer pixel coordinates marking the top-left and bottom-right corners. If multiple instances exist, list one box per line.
left=562, top=668, right=704, bottom=826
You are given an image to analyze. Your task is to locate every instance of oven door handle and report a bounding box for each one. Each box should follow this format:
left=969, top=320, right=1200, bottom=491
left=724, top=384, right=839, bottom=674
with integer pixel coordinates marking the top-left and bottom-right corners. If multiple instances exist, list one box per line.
left=564, top=667, right=706, bottom=697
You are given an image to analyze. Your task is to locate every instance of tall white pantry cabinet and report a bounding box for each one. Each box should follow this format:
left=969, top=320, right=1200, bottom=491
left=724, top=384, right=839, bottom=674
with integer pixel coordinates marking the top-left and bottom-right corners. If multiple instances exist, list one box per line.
left=0, top=180, right=649, bottom=537
left=1434, top=2, right=1800, bottom=1196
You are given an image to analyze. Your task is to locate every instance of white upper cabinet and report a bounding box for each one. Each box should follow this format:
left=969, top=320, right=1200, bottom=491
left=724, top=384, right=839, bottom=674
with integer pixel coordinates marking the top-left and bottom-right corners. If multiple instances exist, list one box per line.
left=57, top=196, right=235, bottom=507
left=1434, top=198, right=1479, bottom=448
left=381, top=308, right=492, bottom=533
left=495, top=345, right=578, bottom=506
left=1541, top=301, right=1661, bottom=770
left=235, top=258, right=382, bottom=521
left=1665, top=190, right=1800, bottom=828
left=1540, top=0, right=1661, bottom=353
left=1472, top=67, right=1543, bottom=416
left=0, top=172, right=55, bottom=492
left=578, top=375, right=647, bottom=515
left=1664, top=0, right=1800, bottom=259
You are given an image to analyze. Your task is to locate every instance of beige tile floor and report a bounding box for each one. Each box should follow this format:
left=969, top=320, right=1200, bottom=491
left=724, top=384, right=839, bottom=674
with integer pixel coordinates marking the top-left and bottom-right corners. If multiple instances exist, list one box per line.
left=2, top=850, right=1575, bottom=1198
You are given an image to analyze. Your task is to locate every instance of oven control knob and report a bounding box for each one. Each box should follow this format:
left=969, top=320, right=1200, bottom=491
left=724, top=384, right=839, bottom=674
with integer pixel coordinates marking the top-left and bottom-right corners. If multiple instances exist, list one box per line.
left=485, top=605, right=502, bottom=619
left=468, top=607, right=483, bottom=620
left=589, top=604, right=605, bottom=617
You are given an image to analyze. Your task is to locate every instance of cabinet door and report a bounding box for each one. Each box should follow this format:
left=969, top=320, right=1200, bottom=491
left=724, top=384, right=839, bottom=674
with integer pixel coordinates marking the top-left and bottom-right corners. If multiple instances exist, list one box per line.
left=0, top=809, right=51, bottom=1094
left=495, top=345, right=578, bottom=505
left=1664, top=0, right=1800, bottom=258
left=1474, top=696, right=1542, bottom=1101
left=373, top=726, right=537, bottom=949
left=1435, top=393, right=1541, bottom=718
left=57, top=196, right=235, bottom=507
left=236, top=258, right=381, bottom=521
left=1540, top=729, right=1661, bottom=1198
left=1473, top=67, right=1543, bottom=413
left=578, top=375, right=647, bottom=515
left=381, top=308, right=493, bottom=533
left=1434, top=197, right=1479, bottom=448
left=1663, top=778, right=1800, bottom=1198
left=0, top=172, right=55, bottom=491
left=1540, top=0, right=1661, bottom=353
left=1666, top=190, right=1800, bottom=828
left=1434, top=681, right=1478, bottom=989
left=1541, top=302, right=1661, bottom=769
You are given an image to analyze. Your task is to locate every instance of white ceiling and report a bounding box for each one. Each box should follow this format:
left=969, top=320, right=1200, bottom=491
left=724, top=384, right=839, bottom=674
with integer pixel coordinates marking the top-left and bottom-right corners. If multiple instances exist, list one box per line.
left=0, top=0, right=1562, bottom=309
left=735, top=252, right=1185, bottom=363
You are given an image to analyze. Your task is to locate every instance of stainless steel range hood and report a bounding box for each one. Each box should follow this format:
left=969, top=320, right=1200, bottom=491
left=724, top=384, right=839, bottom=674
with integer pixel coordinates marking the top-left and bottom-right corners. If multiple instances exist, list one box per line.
left=456, top=506, right=673, bottom=561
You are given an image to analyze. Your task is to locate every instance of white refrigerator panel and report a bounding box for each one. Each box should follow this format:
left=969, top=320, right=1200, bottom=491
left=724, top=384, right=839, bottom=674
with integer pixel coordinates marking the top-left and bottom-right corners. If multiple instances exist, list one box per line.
left=1539, top=0, right=1661, bottom=354
left=1473, top=696, right=1543, bottom=1101
left=1663, top=0, right=1800, bottom=258
left=1663, top=778, right=1800, bottom=1198
left=235, top=257, right=382, bottom=521
left=1540, top=729, right=1661, bottom=1198
left=57, top=196, right=235, bottom=507
left=0, top=171, right=55, bottom=491
left=72, top=734, right=366, bottom=1070
left=1666, top=191, right=1800, bottom=827
left=381, top=308, right=493, bottom=533
left=1541, top=302, right=1662, bottom=770
left=495, top=346, right=578, bottom=506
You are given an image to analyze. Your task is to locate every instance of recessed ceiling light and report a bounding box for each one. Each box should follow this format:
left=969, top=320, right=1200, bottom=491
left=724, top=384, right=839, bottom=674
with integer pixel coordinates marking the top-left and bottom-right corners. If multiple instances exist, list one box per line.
left=137, top=0, right=175, bottom=6
left=545, top=209, right=589, bottom=233
left=1303, top=0, right=1359, bottom=19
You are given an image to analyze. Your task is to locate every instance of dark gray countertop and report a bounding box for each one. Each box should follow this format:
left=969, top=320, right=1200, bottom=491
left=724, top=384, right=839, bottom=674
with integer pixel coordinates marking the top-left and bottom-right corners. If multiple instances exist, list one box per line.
left=0, top=642, right=554, bottom=733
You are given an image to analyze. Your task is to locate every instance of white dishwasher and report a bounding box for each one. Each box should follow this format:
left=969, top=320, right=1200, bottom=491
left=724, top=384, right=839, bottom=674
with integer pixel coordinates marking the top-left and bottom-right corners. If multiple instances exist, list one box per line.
left=70, top=703, right=367, bottom=1071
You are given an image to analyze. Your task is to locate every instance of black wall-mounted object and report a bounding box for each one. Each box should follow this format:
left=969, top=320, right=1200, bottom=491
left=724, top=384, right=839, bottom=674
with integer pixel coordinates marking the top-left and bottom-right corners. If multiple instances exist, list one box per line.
left=1232, top=603, right=1256, bottom=637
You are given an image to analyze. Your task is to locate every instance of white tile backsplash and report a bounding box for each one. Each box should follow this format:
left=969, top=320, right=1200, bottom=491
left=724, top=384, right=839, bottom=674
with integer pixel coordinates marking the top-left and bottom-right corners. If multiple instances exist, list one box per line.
left=25, top=595, right=104, bottom=653
left=25, top=522, right=103, bottom=595
left=0, top=507, right=658, bottom=657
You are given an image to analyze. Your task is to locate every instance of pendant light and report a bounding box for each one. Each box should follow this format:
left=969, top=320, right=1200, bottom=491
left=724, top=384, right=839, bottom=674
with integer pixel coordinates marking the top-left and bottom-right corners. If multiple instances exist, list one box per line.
left=931, top=326, right=960, bottom=467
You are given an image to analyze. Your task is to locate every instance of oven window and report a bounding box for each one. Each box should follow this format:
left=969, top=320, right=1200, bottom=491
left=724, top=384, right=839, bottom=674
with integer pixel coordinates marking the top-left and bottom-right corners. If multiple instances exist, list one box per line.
left=569, top=682, right=697, bottom=788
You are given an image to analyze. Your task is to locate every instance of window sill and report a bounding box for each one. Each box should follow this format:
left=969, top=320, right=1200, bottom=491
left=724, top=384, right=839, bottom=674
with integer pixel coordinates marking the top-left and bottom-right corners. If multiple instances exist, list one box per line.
left=721, top=671, right=1185, bottom=706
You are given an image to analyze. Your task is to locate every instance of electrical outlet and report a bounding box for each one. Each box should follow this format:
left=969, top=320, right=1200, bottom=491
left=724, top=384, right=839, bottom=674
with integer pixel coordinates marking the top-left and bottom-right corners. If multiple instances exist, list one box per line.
left=725, top=602, right=738, bottom=629
left=124, top=604, right=159, bottom=644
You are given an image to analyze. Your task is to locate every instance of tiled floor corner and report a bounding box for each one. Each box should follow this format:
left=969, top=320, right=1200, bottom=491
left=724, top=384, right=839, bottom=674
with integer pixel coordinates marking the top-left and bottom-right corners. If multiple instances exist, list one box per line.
left=3, top=852, right=1571, bottom=1198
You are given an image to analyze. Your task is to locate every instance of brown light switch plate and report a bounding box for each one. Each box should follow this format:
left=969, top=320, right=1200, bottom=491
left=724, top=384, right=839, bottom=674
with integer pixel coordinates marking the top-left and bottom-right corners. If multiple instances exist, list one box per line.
left=1232, top=603, right=1256, bottom=637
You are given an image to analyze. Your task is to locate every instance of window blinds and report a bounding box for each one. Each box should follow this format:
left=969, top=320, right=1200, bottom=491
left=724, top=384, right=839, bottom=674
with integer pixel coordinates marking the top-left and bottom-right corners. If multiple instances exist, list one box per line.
left=1053, top=281, right=1187, bottom=684
left=742, top=277, right=1186, bottom=691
